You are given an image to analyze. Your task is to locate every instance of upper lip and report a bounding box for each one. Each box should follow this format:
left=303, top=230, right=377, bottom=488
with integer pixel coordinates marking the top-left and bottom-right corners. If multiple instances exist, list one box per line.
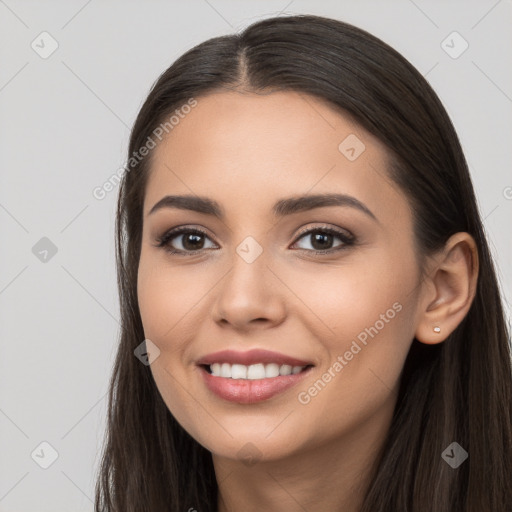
left=196, top=349, right=314, bottom=367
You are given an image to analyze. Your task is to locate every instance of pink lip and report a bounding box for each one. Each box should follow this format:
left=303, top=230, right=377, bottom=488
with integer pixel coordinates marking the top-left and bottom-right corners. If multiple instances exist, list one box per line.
left=199, top=365, right=313, bottom=404
left=196, top=349, right=313, bottom=367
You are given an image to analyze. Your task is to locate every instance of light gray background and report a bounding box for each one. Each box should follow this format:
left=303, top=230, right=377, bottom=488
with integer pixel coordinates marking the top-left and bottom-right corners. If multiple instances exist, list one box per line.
left=1, top=1, right=511, bottom=510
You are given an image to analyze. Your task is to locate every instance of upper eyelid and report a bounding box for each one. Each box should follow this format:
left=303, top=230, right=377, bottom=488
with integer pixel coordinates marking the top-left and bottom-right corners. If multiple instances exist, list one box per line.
left=293, top=224, right=353, bottom=239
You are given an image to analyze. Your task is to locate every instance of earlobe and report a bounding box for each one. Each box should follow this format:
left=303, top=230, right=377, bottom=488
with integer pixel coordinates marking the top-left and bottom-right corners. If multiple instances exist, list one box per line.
left=415, top=232, right=479, bottom=345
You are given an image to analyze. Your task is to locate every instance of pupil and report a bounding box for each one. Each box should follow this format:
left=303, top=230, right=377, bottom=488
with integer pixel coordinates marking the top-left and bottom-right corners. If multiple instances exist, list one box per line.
left=183, top=233, right=203, bottom=250
left=312, top=232, right=332, bottom=250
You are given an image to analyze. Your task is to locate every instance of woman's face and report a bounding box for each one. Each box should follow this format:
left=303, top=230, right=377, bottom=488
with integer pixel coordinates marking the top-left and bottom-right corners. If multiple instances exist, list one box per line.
left=137, top=90, right=424, bottom=463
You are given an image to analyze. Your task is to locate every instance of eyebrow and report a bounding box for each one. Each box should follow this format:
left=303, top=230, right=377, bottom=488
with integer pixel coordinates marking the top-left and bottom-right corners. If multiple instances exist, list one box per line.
left=147, top=193, right=378, bottom=222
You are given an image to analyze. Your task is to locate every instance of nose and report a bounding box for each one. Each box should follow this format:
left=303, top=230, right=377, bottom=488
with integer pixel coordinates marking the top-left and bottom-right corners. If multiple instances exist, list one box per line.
left=211, top=246, right=287, bottom=331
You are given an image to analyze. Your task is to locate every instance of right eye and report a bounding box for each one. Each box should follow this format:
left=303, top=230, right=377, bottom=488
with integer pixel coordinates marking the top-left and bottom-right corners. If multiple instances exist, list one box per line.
left=155, top=227, right=218, bottom=255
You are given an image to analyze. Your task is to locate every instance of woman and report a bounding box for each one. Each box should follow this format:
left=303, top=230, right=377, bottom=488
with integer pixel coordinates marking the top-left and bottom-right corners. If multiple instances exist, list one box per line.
left=95, top=14, right=512, bottom=512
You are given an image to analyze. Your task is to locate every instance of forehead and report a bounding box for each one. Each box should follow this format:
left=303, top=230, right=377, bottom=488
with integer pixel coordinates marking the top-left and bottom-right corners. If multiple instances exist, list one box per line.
left=143, top=90, right=406, bottom=222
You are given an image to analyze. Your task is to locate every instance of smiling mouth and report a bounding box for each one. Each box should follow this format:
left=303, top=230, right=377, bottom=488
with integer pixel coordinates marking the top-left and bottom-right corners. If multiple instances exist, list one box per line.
left=201, top=362, right=314, bottom=379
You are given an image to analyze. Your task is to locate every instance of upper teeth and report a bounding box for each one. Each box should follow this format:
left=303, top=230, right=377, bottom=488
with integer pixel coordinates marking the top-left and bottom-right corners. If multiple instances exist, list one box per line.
left=209, top=363, right=306, bottom=379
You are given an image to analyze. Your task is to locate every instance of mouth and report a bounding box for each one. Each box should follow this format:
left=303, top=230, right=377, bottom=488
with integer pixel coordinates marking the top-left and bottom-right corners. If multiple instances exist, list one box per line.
left=201, top=362, right=313, bottom=379
left=198, top=362, right=314, bottom=404
left=196, top=348, right=315, bottom=403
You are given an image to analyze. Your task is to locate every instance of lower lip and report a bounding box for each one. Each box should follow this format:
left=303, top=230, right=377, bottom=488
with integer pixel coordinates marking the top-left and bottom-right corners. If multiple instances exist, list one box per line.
left=199, top=365, right=313, bottom=404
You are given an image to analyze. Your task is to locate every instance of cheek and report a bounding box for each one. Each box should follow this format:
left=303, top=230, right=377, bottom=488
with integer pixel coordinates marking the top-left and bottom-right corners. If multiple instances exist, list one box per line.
left=288, top=252, right=417, bottom=408
left=282, top=249, right=416, bottom=341
left=137, top=254, right=209, bottom=342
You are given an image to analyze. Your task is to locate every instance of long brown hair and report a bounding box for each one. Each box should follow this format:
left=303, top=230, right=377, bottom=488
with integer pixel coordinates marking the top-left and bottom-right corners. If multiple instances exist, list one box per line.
left=95, top=14, right=512, bottom=511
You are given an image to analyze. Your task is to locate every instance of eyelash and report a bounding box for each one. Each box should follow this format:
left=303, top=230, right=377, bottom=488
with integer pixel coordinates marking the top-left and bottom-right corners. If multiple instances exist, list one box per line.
left=154, top=224, right=356, bottom=257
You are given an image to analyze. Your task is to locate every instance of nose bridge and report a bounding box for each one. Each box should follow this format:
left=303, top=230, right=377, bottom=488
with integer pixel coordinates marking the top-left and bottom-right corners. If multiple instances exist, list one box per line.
left=212, top=233, right=286, bottom=327
left=222, top=234, right=271, bottom=303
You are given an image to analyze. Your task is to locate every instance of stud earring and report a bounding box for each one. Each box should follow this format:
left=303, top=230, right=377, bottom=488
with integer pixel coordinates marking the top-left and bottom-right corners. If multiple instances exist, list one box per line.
left=433, top=326, right=441, bottom=333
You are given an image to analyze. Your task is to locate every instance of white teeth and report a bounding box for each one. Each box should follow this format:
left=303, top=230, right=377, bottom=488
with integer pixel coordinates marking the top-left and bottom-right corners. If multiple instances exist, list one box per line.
left=265, top=363, right=280, bottom=378
left=208, top=363, right=307, bottom=379
left=231, top=364, right=247, bottom=379
left=247, top=363, right=265, bottom=380
left=280, top=364, right=292, bottom=375
left=220, top=363, right=231, bottom=378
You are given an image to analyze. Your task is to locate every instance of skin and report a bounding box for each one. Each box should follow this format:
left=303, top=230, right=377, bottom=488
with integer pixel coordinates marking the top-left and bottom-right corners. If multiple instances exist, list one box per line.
left=137, top=90, right=478, bottom=511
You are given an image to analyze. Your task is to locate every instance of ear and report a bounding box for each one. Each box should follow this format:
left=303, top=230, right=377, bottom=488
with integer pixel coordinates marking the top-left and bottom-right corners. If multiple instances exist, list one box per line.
left=415, top=232, right=479, bottom=345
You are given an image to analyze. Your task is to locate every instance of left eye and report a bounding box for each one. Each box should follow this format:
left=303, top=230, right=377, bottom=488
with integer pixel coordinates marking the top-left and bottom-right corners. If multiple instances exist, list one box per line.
left=291, top=227, right=354, bottom=253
